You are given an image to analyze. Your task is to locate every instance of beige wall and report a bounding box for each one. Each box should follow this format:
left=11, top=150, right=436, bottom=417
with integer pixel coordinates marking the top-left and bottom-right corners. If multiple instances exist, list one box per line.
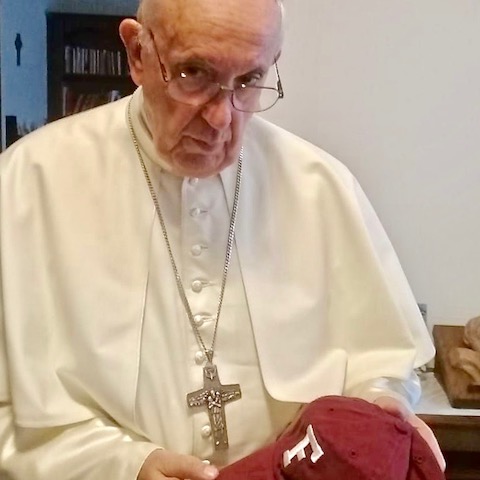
left=263, top=0, right=480, bottom=327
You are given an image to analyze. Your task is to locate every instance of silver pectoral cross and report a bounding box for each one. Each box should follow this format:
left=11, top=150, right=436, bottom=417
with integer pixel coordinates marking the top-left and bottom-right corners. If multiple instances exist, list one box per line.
left=187, top=361, right=241, bottom=450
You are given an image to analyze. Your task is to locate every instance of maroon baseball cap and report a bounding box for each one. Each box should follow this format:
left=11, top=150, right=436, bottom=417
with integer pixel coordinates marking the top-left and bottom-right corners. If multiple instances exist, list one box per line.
left=218, top=396, right=445, bottom=480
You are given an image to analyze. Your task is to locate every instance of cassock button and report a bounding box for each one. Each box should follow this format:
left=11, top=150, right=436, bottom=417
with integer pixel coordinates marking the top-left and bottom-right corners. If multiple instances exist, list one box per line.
left=192, top=280, right=203, bottom=293
left=191, top=244, right=203, bottom=257
left=195, top=351, right=206, bottom=364
left=190, top=207, right=202, bottom=217
left=193, top=314, right=204, bottom=327
left=201, top=425, right=212, bottom=438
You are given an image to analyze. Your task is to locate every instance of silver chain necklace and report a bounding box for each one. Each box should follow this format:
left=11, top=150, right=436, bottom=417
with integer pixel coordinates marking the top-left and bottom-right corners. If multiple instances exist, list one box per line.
left=127, top=98, right=242, bottom=450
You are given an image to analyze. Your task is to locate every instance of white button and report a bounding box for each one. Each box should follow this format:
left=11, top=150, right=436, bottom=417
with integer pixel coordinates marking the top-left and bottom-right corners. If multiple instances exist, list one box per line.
left=193, top=314, right=204, bottom=327
left=190, top=207, right=202, bottom=217
left=192, top=280, right=203, bottom=293
left=201, top=425, right=212, bottom=438
left=189, top=177, right=199, bottom=186
left=191, top=244, right=203, bottom=257
left=195, top=351, right=206, bottom=364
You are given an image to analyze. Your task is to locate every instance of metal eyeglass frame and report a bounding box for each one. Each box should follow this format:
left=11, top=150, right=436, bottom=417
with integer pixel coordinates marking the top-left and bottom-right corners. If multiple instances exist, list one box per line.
left=147, top=30, right=284, bottom=113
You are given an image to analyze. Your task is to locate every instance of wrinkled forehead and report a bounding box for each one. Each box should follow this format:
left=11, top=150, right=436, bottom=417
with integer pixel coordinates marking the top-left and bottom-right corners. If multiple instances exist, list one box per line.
left=143, top=0, right=283, bottom=66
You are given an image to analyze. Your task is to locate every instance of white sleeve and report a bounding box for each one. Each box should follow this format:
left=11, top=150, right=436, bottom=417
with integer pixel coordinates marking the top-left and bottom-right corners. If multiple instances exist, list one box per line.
left=344, top=371, right=422, bottom=412
left=0, top=259, right=157, bottom=480
left=0, top=402, right=159, bottom=480
left=0, top=156, right=159, bottom=480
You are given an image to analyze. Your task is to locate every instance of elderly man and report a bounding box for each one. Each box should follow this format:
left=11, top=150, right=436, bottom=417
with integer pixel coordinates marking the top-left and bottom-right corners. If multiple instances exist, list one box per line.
left=0, top=0, right=443, bottom=479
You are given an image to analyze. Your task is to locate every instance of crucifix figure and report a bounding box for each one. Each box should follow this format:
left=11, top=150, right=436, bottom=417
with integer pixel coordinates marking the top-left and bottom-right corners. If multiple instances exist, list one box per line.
left=15, top=34, right=23, bottom=66
left=187, top=360, right=241, bottom=450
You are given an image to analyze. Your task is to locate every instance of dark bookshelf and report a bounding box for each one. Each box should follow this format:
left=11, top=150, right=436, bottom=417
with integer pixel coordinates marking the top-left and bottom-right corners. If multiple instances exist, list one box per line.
left=46, top=12, right=136, bottom=122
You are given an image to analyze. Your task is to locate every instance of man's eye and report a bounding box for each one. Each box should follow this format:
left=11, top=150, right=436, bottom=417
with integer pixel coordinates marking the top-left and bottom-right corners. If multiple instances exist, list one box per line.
left=237, top=74, right=262, bottom=88
left=175, top=65, right=211, bottom=93
left=179, top=65, right=210, bottom=80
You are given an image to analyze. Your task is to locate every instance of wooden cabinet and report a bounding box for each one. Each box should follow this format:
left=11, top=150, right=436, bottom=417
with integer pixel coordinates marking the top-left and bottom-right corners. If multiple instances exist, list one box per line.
left=415, top=372, right=480, bottom=480
left=420, top=414, right=480, bottom=480
left=46, top=12, right=136, bottom=122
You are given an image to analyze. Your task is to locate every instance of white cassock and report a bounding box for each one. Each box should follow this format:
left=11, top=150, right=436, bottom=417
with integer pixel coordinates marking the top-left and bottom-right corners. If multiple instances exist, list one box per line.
left=0, top=88, right=434, bottom=479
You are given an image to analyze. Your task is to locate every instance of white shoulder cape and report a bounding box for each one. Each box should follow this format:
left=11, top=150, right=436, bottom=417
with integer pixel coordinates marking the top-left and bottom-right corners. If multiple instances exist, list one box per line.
left=0, top=90, right=434, bottom=428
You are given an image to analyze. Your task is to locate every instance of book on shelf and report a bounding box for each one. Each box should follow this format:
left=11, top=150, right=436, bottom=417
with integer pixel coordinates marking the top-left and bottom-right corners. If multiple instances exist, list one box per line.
left=62, top=87, right=122, bottom=116
left=64, top=45, right=128, bottom=76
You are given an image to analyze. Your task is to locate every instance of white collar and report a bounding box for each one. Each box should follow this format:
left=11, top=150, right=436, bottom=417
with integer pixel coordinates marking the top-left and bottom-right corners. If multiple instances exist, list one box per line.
left=127, top=87, right=173, bottom=173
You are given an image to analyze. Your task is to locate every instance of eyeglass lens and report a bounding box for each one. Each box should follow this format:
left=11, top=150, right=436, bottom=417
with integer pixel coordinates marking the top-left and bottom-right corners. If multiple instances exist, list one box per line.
left=167, top=64, right=281, bottom=113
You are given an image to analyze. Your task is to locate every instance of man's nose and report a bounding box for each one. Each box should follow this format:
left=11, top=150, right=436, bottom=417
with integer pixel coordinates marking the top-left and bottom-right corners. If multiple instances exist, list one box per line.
left=200, top=89, right=234, bottom=130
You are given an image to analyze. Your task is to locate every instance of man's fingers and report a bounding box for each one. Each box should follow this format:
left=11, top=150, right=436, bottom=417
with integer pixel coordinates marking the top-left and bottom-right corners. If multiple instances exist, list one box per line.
left=373, top=396, right=446, bottom=472
left=373, top=395, right=411, bottom=419
left=138, top=449, right=219, bottom=480
left=158, top=450, right=218, bottom=480
left=407, top=414, right=447, bottom=472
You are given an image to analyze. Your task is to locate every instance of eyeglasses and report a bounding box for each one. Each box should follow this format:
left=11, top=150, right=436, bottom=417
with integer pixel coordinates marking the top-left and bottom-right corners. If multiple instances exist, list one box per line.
left=148, top=31, right=284, bottom=113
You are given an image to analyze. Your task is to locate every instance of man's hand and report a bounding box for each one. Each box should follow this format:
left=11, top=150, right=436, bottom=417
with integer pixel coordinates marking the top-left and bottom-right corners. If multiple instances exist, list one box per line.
left=138, top=449, right=219, bottom=480
left=373, top=396, right=446, bottom=472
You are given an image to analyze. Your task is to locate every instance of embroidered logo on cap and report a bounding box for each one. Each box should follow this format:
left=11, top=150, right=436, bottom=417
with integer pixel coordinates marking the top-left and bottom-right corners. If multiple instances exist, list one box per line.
left=283, top=424, right=324, bottom=467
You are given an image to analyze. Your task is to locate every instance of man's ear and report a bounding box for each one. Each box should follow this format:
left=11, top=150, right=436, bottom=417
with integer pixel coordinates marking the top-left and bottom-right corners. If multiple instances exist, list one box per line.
left=119, top=19, right=144, bottom=86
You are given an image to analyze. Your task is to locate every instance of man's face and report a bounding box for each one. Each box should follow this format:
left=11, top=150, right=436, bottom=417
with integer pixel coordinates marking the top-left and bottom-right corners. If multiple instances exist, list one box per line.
left=134, top=0, right=282, bottom=178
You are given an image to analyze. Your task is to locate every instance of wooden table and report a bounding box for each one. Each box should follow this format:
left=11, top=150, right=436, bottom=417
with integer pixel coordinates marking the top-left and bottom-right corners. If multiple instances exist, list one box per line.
left=419, top=414, right=480, bottom=480
left=416, top=373, right=480, bottom=480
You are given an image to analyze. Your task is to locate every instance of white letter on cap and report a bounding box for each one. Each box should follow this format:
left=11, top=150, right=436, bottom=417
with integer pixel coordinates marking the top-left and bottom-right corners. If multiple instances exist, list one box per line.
left=283, top=424, right=324, bottom=467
